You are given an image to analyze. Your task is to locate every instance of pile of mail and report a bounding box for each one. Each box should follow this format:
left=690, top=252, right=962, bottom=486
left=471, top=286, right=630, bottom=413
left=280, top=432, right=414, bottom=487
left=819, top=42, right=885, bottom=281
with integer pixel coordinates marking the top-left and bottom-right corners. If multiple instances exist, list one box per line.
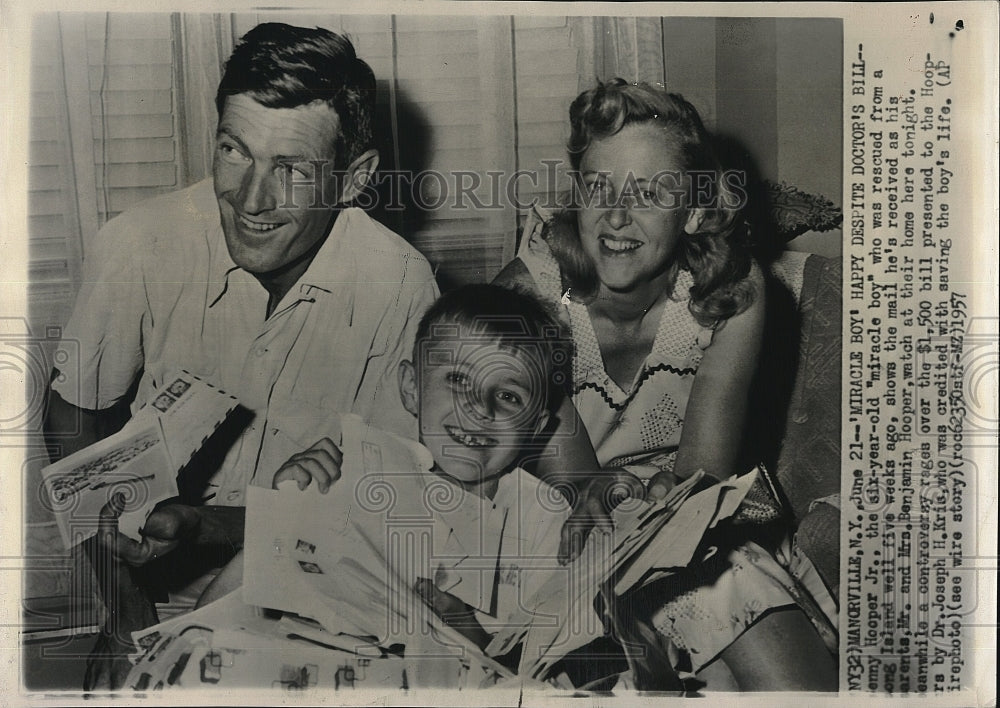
left=121, top=415, right=755, bottom=692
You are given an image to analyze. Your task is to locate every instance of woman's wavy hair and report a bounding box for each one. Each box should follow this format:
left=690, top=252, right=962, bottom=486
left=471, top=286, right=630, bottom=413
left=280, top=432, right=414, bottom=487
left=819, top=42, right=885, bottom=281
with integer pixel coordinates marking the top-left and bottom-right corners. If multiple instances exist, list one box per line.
left=547, top=79, right=755, bottom=327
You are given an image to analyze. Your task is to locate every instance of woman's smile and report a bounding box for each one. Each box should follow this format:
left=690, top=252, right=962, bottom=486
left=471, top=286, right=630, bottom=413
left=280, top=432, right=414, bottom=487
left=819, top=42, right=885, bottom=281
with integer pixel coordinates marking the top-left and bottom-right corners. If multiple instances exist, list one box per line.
left=577, top=123, right=698, bottom=295
left=598, top=235, right=643, bottom=253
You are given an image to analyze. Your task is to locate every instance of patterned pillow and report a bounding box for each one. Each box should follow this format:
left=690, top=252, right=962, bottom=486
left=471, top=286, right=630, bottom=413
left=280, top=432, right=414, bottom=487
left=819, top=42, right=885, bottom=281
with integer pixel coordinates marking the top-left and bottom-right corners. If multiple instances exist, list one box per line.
left=766, top=180, right=843, bottom=241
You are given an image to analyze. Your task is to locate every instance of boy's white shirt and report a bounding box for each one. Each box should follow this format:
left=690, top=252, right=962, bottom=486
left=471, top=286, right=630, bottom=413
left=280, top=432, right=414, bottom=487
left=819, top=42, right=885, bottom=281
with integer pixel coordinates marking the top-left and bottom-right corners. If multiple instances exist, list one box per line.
left=245, top=413, right=571, bottom=638
left=437, top=463, right=571, bottom=628
left=339, top=413, right=572, bottom=620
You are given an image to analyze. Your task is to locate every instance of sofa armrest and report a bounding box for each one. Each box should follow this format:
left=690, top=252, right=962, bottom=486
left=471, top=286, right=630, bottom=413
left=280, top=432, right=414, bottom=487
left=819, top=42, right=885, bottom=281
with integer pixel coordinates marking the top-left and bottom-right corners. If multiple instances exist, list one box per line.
left=772, top=253, right=842, bottom=520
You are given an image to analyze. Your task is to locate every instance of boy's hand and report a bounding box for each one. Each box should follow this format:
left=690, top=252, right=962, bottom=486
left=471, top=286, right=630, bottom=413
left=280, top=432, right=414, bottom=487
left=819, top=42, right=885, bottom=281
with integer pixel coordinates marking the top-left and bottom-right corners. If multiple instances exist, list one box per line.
left=96, top=493, right=200, bottom=566
left=271, top=437, right=343, bottom=493
left=558, top=470, right=644, bottom=565
left=414, top=577, right=491, bottom=650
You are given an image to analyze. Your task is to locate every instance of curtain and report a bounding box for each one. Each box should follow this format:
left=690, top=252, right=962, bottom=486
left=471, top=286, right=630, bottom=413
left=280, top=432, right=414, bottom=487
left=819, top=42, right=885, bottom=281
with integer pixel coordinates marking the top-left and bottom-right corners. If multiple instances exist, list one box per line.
left=592, top=16, right=665, bottom=85
left=175, top=14, right=234, bottom=186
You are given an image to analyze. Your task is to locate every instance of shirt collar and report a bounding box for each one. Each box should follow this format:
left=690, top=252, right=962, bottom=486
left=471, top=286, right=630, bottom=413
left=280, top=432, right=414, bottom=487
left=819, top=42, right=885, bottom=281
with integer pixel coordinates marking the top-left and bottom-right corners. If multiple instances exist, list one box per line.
left=294, top=207, right=357, bottom=294
left=208, top=207, right=362, bottom=309
left=207, top=229, right=241, bottom=307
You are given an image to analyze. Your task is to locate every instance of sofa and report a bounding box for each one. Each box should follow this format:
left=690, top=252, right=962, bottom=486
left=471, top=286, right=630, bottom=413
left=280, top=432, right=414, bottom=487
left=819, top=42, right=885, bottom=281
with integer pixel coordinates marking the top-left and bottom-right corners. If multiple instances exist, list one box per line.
left=757, top=181, right=843, bottom=597
left=767, top=250, right=842, bottom=596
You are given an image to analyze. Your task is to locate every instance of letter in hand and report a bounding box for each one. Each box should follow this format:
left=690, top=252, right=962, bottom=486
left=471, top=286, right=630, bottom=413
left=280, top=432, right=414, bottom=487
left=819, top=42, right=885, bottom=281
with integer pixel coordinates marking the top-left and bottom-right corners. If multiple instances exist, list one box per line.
left=271, top=437, right=343, bottom=493
left=557, top=470, right=645, bottom=566
left=648, top=468, right=720, bottom=501
left=97, top=492, right=200, bottom=566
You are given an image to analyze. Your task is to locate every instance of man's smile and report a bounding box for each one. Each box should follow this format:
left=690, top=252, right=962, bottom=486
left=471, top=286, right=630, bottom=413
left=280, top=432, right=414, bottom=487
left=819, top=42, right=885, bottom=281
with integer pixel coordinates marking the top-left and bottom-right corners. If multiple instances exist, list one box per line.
left=238, top=214, right=282, bottom=232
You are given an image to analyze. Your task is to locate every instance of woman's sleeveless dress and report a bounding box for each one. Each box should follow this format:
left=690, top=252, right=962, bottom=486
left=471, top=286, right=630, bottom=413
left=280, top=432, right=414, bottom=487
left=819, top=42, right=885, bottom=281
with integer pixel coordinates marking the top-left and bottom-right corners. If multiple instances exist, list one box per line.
left=517, top=209, right=837, bottom=674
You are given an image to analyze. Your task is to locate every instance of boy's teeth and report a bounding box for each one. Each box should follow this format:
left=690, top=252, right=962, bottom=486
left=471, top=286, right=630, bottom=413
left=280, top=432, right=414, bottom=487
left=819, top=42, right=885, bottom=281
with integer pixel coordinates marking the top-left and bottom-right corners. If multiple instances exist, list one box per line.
left=457, top=432, right=488, bottom=447
left=600, top=237, right=641, bottom=252
left=445, top=426, right=495, bottom=448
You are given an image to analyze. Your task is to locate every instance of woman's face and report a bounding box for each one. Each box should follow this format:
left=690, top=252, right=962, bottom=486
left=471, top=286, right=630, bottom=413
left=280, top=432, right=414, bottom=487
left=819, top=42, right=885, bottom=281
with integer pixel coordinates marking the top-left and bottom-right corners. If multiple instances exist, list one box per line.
left=576, top=122, right=698, bottom=295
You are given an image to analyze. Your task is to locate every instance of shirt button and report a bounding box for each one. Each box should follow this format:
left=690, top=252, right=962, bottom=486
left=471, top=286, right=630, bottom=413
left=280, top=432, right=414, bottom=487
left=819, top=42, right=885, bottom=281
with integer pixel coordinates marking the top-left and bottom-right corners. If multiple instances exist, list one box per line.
left=255, top=347, right=267, bottom=357
left=227, top=491, right=242, bottom=502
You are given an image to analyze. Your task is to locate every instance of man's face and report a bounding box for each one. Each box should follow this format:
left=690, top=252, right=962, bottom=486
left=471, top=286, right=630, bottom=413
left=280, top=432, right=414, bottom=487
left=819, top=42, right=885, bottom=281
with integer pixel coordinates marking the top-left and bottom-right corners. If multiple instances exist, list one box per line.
left=399, top=339, right=550, bottom=494
left=213, top=94, right=345, bottom=275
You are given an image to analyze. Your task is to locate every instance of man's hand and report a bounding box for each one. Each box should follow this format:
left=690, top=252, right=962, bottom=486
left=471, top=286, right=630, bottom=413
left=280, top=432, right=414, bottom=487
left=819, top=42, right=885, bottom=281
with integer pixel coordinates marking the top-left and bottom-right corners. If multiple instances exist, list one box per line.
left=557, top=470, right=645, bottom=565
left=83, top=632, right=135, bottom=691
left=97, top=493, right=201, bottom=566
left=82, top=505, right=161, bottom=692
left=272, top=437, right=343, bottom=493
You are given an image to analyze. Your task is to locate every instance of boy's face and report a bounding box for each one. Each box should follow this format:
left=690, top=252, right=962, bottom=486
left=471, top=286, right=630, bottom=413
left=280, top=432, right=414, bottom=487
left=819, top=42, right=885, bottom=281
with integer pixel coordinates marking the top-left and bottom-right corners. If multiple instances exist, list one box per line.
left=399, top=338, right=550, bottom=493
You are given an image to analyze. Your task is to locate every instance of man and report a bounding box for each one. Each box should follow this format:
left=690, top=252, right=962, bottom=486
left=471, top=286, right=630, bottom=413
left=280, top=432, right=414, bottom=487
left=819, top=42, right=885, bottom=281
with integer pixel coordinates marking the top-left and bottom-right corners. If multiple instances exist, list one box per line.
left=43, top=23, right=438, bottom=688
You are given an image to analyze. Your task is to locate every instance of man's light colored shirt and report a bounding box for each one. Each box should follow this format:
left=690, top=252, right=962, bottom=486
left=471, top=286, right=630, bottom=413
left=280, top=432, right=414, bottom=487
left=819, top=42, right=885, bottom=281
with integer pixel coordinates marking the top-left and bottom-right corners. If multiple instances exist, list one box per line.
left=53, top=179, right=438, bottom=505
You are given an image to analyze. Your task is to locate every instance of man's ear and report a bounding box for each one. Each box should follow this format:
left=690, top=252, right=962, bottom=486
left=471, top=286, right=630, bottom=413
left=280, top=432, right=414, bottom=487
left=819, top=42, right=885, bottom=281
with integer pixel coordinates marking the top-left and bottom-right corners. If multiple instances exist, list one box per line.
left=339, top=149, right=379, bottom=204
left=683, top=208, right=706, bottom=235
left=398, top=360, right=419, bottom=418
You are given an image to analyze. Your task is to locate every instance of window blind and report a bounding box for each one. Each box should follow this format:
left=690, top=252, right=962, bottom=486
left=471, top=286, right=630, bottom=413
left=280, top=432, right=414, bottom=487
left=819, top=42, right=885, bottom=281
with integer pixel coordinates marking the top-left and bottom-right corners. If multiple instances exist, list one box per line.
left=513, top=15, right=587, bottom=230
left=31, top=11, right=594, bottom=328
left=28, top=14, right=81, bottom=335
left=28, top=13, right=182, bottom=335
left=85, top=14, right=180, bottom=223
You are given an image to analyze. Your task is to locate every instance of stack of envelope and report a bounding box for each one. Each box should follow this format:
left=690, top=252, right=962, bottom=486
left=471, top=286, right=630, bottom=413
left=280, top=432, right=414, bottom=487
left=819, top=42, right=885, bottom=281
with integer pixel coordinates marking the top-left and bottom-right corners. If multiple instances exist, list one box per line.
left=485, top=470, right=757, bottom=679
left=126, top=413, right=756, bottom=690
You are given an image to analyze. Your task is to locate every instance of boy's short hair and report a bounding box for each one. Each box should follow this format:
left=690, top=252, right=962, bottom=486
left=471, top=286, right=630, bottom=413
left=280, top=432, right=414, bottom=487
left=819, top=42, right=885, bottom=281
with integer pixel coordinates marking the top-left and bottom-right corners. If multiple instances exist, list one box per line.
left=413, top=284, right=570, bottom=416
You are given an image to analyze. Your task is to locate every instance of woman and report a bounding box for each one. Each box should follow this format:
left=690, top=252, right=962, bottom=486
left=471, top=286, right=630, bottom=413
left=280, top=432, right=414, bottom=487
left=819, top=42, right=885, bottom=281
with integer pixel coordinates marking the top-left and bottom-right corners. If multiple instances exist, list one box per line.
left=495, top=79, right=837, bottom=691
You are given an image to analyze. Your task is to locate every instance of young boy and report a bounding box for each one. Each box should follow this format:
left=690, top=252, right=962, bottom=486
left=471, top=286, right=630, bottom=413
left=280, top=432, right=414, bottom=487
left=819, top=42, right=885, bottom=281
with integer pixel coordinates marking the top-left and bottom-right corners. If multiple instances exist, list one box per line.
left=197, top=284, right=574, bottom=652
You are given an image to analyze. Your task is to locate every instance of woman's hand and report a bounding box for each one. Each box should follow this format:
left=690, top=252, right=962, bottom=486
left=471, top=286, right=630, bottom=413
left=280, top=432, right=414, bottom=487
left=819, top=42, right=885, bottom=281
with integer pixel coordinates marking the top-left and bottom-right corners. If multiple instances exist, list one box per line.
left=645, top=469, right=680, bottom=502
left=557, top=469, right=645, bottom=565
left=271, top=437, right=343, bottom=493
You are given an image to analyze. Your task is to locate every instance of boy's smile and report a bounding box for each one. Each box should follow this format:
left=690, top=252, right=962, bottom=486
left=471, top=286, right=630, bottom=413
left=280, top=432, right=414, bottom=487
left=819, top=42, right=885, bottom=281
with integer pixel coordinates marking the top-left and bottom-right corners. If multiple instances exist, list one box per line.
left=399, top=340, right=549, bottom=497
left=443, top=426, right=498, bottom=449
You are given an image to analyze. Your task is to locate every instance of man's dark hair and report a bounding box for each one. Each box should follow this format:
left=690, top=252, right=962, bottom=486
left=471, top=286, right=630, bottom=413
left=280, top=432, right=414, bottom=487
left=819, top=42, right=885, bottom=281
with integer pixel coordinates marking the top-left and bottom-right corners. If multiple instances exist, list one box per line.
left=216, top=23, right=376, bottom=168
left=413, top=284, right=571, bottom=417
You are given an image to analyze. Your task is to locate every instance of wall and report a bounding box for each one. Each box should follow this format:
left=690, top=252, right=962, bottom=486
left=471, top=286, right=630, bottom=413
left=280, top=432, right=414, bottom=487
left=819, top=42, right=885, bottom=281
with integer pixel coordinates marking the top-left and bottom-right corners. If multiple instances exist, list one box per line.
left=662, top=17, right=843, bottom=257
